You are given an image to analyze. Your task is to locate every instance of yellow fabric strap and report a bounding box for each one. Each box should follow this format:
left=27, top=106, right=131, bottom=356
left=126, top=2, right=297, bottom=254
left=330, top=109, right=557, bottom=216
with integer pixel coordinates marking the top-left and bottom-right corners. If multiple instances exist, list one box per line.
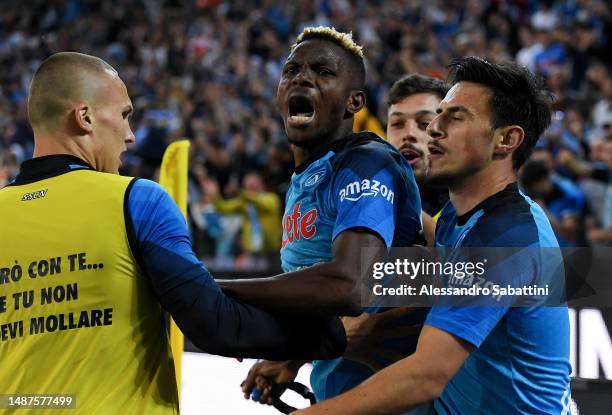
left=159, top=139, right=191, bottom=396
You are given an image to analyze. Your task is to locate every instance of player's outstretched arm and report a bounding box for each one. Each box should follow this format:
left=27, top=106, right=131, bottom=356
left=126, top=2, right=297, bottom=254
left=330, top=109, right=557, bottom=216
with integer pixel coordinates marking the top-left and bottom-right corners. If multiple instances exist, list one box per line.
left=292, top=325, right=472, bottom=415
left=218, top=227, right=387, bottom=317
left=128, top=179, right=347, bottom=360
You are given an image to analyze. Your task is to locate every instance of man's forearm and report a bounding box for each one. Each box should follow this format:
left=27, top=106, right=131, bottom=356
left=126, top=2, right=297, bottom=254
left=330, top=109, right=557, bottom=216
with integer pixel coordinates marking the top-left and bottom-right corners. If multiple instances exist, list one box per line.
left=218, top=261, right=361, bottom=316
left=172, top=292, right=347, bottom=361
left=294, top=354, right=440, bottom=415
left=293, top=325, right=472, bottom=415
left=218, top=229, right=387, bottom=316
left=142, top=242, right=347, bottom=360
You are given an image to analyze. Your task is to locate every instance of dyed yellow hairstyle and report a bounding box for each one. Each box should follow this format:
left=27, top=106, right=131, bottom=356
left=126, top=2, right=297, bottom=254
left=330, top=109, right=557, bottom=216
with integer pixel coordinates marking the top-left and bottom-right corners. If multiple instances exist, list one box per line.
left=292, top=26, right=364, bottom=59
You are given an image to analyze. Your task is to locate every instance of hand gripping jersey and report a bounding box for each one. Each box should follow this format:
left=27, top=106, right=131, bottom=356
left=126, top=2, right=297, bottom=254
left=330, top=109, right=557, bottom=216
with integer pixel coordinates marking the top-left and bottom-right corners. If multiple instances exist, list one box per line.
left=426, top=183, right=572, bottom=415
left=280, top=132, right=425, bottom=400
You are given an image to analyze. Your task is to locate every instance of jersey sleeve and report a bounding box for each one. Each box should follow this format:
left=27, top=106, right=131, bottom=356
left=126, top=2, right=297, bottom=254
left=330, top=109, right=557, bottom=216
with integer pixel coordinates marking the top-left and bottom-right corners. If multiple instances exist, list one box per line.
left=424, top=249, right=528, bottom=347
left=125, top=179, right=346, bottom=359
left=331, top=147, right=410, bottom=247
left=425, top=306, right=507, bottom=348
left=426, top=226, right=560, bottom=347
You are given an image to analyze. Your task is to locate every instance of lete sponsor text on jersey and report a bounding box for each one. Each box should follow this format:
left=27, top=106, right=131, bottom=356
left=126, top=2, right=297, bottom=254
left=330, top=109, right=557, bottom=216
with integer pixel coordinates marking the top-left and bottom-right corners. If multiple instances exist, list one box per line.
left=339, top=179, right=394, bottom=203
left=282, top=202, right=317, bottom=248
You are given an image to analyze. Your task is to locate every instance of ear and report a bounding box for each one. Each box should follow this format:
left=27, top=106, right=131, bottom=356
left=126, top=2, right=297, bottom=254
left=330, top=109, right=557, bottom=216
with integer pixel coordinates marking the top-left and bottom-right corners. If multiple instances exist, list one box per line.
left=73, top=103, right=93, bottom=134
left=493, top=125, right=524, bottom=157
left=346, top=90, right=366, bottom=115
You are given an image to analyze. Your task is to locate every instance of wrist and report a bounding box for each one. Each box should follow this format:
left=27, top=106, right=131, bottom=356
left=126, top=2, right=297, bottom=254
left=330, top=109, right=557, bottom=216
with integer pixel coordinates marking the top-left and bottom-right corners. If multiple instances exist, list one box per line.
left=287, top=360, right=309, bottom=371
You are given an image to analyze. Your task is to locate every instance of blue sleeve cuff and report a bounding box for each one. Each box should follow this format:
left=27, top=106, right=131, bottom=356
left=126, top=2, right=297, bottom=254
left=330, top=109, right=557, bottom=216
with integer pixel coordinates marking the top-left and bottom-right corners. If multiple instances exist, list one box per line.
left=425, top=307, right=507, bottom=348
left=332, top=222, right=393, bottom=248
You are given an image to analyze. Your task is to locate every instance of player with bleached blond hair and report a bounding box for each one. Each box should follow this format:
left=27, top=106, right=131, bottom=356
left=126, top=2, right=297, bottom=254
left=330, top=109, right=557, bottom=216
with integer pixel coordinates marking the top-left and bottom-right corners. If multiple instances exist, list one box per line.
left=219, top=27, right=426, bottom=411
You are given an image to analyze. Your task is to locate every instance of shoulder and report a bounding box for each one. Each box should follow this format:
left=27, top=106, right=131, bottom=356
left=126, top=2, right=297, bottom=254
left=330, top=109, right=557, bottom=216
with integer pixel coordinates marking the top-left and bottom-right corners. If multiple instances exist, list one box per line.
left=69, top=170, right=136, bottom=191
left=331, top=133, right=407, bottom=176
left=127, top=178, right=169, bottom=201
left=126, top=178, right=179, bottom=219
left=467, top=187, right=554, bottom=247
left=126, top=178, right=187, bottom=240
left=333, top=133, right=402, bottom=162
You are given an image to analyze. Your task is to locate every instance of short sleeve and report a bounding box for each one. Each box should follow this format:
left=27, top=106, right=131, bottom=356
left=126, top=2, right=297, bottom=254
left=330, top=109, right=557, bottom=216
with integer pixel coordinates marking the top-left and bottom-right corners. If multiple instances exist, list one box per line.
left=425, top=243, right=558, bottom=347
left=331, top=147, right=410, bottom=247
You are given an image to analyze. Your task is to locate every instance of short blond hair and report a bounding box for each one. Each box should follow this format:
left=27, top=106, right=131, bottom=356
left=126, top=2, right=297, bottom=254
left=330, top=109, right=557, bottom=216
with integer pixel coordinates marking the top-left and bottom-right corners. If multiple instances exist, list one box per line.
left=292, top=26, right=364, bottom=59
left=28, top=52, right=117, bottom=131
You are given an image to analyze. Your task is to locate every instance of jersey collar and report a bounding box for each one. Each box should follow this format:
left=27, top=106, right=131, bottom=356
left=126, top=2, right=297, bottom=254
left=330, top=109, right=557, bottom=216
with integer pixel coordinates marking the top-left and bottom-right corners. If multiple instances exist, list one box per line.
left=9, top=155, right=94, bottom=186
left=455, top=182, right=519, bottom=226
left=294, top=131, right=383, bottom=174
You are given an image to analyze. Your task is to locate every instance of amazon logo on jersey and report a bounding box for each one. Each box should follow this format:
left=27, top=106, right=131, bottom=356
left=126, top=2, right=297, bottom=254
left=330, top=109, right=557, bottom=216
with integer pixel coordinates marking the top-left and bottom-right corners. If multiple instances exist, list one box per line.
left=282, top=202, right=317, bottom=248
left=339, top=179, right=394, bottom=204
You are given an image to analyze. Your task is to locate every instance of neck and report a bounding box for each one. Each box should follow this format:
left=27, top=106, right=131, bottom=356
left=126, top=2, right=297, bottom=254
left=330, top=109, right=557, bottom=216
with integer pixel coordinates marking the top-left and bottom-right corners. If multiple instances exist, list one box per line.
left=33, top=132, right=98, bottom=170
left=449, top=163, right=516, bottom=216
left=292, top=121, right=353, bottom=168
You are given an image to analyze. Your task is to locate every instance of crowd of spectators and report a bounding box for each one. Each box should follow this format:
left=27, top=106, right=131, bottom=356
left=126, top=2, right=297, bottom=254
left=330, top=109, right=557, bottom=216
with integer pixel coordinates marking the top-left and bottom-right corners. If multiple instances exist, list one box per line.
left=0, top=0, right=610, bottom=268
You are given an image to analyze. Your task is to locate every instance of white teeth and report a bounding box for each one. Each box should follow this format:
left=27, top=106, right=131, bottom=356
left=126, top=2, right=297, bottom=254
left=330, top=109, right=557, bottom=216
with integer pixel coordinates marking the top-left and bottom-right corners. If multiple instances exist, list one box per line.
left=289, top=115, right=312, bottom=123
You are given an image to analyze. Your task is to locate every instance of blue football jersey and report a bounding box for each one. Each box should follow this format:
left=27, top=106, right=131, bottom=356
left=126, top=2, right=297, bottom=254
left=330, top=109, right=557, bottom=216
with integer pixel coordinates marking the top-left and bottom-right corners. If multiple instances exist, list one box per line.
left=279, top=132, right=424, bottom=401
left=427, top=183, right=572, bottom=414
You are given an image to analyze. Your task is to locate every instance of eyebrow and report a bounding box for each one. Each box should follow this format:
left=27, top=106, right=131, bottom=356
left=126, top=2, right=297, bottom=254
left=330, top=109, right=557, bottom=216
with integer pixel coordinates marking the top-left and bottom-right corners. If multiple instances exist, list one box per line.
left=437, top=105, right=474, bottom=117
left=389, top=110, right=436, bottom=118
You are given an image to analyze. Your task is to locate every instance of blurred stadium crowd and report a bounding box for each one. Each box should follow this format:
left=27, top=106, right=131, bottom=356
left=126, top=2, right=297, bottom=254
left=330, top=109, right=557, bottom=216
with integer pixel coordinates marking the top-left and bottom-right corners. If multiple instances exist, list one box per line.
left=0, top=0, right=610, bottom=268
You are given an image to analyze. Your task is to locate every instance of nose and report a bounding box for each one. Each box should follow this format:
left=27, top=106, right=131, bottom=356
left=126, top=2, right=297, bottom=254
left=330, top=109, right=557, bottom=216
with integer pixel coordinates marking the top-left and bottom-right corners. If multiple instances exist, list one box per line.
left=292, top=68, right=314, bottom=88
left=401, top=119, right=419, bottom=143
left=426, top=116, right=444, bottom=141
left=125, top=127, right=136, bottom=144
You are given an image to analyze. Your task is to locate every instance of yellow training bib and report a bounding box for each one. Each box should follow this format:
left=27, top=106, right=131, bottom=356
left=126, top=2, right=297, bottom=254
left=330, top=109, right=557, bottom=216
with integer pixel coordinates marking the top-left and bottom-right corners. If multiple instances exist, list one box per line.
left=0, top=169, right=178, bottom=414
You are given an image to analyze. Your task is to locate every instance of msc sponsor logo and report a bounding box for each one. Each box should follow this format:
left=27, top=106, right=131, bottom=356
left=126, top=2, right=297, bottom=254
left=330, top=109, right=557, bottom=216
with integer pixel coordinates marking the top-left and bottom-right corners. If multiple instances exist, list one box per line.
left=21, top=189, right=48, bottom=202
left=304, top=169, right=326, bottom=188
left=339, top=179, right=394, bottom=204
left=282, top=202, right=317, bottom=248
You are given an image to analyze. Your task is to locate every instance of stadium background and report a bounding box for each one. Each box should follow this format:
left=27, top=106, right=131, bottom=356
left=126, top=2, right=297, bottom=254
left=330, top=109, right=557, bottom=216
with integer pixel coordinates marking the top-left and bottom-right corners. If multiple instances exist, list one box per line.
left=0, top=0, right=610, bottom=413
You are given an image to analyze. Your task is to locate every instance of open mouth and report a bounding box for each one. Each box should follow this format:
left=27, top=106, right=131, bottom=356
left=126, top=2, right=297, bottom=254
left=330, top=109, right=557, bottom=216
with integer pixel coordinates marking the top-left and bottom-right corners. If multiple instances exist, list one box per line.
left=288, top=95, right=315, bottom=126
left=428, top=144, right=445, bottom=159
left=400, top=147, right=423, bottom=165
